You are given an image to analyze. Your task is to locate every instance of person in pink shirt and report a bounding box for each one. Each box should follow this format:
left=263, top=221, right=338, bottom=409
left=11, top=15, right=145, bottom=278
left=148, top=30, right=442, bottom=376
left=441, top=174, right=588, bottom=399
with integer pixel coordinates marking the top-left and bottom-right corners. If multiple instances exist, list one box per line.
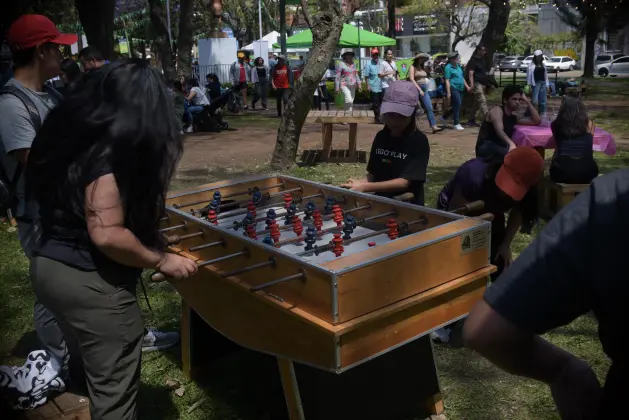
left=335, top=51, right=361, bottom=111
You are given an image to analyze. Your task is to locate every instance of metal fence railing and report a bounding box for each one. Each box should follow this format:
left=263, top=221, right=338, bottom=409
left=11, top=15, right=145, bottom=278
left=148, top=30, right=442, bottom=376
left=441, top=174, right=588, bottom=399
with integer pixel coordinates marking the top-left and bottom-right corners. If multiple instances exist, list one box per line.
left=194, top=64, right=232, bottom=84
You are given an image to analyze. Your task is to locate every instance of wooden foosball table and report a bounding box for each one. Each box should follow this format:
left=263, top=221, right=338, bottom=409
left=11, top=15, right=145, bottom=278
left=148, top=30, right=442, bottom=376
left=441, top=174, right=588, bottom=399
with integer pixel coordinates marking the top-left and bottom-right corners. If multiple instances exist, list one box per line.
left=155, top=175, right=496, bottom=419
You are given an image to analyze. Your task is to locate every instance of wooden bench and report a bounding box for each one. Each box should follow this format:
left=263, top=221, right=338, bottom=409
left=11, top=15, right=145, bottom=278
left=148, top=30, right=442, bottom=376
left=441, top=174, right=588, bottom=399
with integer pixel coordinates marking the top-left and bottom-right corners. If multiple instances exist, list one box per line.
left=22, top=392, right=89, bottom=420
left=564, top=85, right=586, bottom=97
left=430, top=98, right=446, bottom=115
left=539, top=177, right=590, bottom=220
left=306, top=110, right=374, bottom=163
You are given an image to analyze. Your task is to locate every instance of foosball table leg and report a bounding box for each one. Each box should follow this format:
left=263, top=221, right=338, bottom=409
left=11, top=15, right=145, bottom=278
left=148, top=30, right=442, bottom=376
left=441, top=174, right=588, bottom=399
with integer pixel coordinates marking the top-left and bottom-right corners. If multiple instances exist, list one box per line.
left=277, top=357, right=306, bottom=420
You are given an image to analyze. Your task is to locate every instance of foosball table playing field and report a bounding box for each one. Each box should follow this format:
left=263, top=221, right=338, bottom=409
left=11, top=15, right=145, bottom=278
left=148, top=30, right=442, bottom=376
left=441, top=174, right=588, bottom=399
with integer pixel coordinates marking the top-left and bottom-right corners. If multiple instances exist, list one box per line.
left=155, top=175, right=496, bottom=420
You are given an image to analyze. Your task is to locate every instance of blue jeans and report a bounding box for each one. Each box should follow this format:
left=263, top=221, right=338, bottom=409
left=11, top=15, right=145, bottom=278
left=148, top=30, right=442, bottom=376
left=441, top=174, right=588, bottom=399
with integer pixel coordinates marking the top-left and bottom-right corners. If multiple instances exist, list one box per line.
left=443, top=89, right=462, bottom=124
left=419, top=84, right=436, bottom=127
left=532, top=82, right=547, bottom=114
left=185, top=105, right=204, bottom=124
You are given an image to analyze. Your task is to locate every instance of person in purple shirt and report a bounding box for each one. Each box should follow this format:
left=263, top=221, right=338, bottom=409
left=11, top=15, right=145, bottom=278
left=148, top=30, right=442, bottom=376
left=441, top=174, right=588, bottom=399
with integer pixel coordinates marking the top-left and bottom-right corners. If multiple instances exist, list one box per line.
left=431, top=147, right=544, bottom=343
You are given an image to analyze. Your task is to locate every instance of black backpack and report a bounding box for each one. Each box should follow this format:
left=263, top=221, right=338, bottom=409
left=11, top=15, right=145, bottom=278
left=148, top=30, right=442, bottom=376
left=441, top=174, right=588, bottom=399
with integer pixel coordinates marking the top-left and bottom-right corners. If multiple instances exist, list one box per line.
left=0, top=86, right=42, bottom=211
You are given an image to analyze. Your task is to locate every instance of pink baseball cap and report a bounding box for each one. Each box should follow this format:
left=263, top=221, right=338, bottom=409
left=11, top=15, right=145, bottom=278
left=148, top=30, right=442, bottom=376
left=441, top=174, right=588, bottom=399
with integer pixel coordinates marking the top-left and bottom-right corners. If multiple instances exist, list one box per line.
left=380, top=81, right=418, bottom=117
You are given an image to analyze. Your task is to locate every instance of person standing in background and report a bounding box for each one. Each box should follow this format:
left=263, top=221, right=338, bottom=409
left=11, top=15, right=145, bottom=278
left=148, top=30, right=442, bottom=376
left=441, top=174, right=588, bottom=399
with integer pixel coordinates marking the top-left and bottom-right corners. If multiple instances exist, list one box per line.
left=0, top=13, right=77, bottom=387
left=465, top=45, right=489, bottom=127
left=250, top=57, right=269, bottom=110
left=408, top=53, right=441, bottom=134
left=335, top=51, right=361, bottom=112
left=230, top=51, right=250, bottom=111
left=78, top=46, right=108, bottom=72
left=526, top=50, right=550, bottom=116
left=363, top=48, right=383, bottom=123
left=271, top=55, right=291, bottom=117
left=58, top=58, right=81, bottom=95
left=379, top=48, right=397, bottom=95
left=443, top=52, right=471, bottom=131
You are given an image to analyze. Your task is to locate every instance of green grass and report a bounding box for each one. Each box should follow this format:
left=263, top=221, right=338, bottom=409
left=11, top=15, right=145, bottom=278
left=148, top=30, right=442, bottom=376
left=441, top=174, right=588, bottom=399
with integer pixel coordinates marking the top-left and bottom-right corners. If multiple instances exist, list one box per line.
left=2, top=106, right=629, bottom=418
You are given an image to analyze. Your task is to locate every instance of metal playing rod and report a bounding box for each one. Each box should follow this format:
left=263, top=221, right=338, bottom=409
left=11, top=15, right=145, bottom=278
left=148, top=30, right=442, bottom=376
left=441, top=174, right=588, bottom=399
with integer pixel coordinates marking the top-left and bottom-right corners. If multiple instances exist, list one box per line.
left=172, top=183, right=285, bottom=208
left=296, top=216, right=428, bottom=257
left=188, top=240, right=225, bottom=252
left=166, top=231, right=204, bottom=245
left=150, top=249, right=249, bottom=282
left=450, top=200, right=485, bottom=215
left=220, top=257, right=277, bottom=278
left=216, top=191, right=324, bottom=219
left=159, top=222, right=187, bottom=233
left=250, top=271, right=306, bottom=292
left=273, top=210, right=398, bottom=247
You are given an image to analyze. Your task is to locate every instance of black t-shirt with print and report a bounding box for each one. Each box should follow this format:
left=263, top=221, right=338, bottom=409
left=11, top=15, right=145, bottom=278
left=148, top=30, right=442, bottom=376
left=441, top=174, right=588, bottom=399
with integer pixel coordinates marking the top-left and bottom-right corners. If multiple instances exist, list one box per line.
left=366, top=128, right=430, bottom=205
left=484, top=169, right=629, bottom=413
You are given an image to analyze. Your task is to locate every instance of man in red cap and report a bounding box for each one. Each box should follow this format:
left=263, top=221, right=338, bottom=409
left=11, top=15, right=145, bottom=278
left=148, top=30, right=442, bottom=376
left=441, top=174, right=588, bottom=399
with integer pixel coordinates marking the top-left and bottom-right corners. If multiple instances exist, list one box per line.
left=431, top=147, right=544, bottom=343
left=362, top=48, right=383, bottom=123
left=0, top=14, right=76, bottom=383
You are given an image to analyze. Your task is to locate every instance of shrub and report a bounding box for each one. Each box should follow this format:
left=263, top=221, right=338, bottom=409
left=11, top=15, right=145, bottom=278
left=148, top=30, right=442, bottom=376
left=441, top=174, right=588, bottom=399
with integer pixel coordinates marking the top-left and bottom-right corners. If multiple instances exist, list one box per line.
left=553, top=48, right=578, bottom=60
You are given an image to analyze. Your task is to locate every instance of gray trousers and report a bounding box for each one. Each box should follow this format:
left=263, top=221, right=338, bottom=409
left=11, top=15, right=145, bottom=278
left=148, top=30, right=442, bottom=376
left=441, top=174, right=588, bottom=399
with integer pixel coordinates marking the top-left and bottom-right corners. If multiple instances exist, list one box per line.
left=31, top=256, right=144, bottom=420
left=18, top=220, right=69, bottom=377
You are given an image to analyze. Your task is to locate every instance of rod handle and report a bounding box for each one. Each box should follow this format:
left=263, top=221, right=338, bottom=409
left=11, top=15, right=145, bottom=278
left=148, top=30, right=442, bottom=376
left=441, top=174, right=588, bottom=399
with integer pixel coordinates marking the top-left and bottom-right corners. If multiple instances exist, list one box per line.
left=464, top=200, right=485, bottom=214
left=150, top=271, right=167, bottom=282
left=393, top=192, right=414, bottom=202
left=476, top=212, right=495, bottom=222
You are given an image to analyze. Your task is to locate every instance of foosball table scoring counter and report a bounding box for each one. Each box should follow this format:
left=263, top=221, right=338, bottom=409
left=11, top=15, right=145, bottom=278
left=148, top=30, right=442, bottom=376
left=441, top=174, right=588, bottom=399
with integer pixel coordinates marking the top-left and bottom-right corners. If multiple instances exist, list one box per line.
left=155, top=175, right=496, bottom=420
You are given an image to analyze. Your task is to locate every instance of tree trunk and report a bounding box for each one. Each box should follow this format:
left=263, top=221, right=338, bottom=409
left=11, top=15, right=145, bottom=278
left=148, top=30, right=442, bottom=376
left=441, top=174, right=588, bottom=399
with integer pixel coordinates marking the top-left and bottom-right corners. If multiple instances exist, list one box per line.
left=270, top=3, right=344, bottom=170
left=147, top=0, right=176, bottom=81
left=75, top=0, right=116, bottom=59
left=177, top=0, right=194, bottom=77
left=583, top=12, right=598, bottom=78
left=477, top=0, right=510, bottom=68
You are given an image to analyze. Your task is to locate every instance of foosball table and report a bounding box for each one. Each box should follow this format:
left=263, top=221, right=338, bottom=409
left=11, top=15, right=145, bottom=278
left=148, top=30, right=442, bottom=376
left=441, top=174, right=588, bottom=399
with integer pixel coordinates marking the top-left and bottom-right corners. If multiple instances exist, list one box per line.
left=155, top=175, right=496, bottom=420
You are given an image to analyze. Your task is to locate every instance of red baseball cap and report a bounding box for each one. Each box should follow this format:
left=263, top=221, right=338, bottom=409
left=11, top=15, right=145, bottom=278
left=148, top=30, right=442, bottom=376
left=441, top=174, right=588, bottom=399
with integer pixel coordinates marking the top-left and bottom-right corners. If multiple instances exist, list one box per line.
left=496, top=147, right=544, bottom=201
left=8, top=15, right=78, bottom=50
left=371, top=48, right=379, bottom=55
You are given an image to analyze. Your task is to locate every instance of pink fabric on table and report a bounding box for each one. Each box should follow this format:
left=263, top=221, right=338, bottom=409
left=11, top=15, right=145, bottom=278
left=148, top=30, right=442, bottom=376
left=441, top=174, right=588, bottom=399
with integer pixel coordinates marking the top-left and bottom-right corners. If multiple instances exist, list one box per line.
left=512, top=125, right=617, bottom=155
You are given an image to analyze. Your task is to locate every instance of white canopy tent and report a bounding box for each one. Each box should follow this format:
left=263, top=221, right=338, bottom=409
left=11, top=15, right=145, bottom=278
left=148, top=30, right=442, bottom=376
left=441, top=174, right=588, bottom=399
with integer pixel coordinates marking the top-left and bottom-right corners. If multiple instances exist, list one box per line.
left=242, top=31, right=309, bottom=53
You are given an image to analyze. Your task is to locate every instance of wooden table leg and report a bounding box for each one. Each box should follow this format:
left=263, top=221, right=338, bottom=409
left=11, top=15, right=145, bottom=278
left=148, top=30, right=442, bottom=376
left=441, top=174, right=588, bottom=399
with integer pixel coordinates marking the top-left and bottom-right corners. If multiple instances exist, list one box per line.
left=181, top=299, right=194, bottom=379
left=277, top=357, right=305, bottom=420
left=348, top=123, right=357, bottom=161
left=321, top=123, right=333, bottom=162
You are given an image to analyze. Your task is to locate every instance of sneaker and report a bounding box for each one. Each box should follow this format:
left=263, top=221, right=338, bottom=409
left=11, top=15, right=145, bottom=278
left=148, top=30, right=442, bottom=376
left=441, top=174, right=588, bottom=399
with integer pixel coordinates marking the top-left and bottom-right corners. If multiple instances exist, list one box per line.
left=454, top=124, right=464, bottom=131
left=432, top=126, right=443, bottom=134
left=142, top=328, right=180, bottom=352
left=185, top=126, right=193, bottom=133
left=430, top=327, right=451, bottom=344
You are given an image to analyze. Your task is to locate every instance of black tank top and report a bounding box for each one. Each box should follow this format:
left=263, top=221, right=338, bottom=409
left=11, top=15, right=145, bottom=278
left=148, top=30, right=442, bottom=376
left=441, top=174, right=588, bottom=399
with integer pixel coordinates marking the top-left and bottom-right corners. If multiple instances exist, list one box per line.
left=476, top=106, right=517, bottom=149
left=555, top=132, right=594, bottom=159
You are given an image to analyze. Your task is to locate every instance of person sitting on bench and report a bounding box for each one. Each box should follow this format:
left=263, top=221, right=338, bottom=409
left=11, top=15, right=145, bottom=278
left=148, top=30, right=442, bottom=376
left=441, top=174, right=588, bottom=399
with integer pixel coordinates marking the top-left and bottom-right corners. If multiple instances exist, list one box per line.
left=475, top=85, right=541, bottom=160
left=549, top=95, right=599, bottom=184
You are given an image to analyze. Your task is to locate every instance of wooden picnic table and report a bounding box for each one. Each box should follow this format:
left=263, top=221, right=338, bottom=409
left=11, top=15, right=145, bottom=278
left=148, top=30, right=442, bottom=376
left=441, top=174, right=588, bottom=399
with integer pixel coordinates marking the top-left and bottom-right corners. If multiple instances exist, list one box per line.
left=306, top=110, right=375, bottom=163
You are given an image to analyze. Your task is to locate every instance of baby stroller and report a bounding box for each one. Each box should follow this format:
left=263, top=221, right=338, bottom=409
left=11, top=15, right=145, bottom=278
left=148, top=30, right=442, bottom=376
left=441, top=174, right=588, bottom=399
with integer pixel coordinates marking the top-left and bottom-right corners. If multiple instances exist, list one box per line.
left=194, top=87, right=234, bottom=132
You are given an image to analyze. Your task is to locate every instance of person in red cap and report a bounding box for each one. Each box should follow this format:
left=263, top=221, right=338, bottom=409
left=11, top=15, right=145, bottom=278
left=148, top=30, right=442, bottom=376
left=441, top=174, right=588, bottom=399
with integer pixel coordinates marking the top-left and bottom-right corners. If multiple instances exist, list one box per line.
left=362, top=48, right=384, bottom=123
left=0, top=13, right=77, bottom=383
left=430, top=147, right=543, bottom=343
left=341, top=81, right=430, bottom=206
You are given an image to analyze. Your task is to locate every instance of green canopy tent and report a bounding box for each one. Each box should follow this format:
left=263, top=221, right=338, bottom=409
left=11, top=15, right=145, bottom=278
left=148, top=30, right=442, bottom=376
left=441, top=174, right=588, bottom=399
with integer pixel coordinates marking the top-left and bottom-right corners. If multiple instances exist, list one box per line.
left=272, top=24, right=395, bottom=49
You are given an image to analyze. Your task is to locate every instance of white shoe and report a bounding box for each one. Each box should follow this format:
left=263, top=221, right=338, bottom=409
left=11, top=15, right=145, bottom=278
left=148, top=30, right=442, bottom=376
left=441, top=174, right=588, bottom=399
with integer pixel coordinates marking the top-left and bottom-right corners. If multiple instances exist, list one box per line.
left=185, top=126, right=194, bottom=133
left=430, top=327, right=451, bottom=343
left=142, top=328, right=180, bottom=352
left=454, top=124, right=464, bottom=131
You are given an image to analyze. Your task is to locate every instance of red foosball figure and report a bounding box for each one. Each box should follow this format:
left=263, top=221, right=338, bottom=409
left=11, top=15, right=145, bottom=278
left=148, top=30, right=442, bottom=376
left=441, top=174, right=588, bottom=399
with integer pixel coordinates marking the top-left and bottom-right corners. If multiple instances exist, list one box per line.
left=387, top=218, right=399, bottom=240
left=292, top=215, right=303, bottom=237
left=332, top=205, right=343, bottom=227
left=331, top=233, right=344, bottom=257
left=247, top=201, right=256, bottom=218
left=313, top=209, right=323, bottom=232
left=283, top=193, right=292, bottom=209
left=246, top=224, right=257, bottom=240
left=208, top=209, right=218, bottom=225
left=270, top=220, right=281, bottom=243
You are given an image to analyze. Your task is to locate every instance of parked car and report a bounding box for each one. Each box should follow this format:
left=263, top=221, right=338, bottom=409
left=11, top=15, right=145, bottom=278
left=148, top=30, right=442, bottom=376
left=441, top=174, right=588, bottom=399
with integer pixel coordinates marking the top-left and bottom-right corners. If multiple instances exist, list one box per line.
left=519, top=54, right=550, bottom=72
left=493, top=53, right=506, bottom=67
left=604, top=56, right=629, bottom=77
left=545, top=56, right=577, bottom=71
left=499, top=56, right=525, bottom=71
left=594, top=53, right=625, bottom=68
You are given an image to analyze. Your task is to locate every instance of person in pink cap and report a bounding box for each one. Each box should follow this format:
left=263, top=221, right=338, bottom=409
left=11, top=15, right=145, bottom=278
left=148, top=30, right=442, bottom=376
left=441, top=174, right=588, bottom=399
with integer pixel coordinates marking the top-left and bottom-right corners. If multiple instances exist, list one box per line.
left=0, top=13, right=76, bottom=391
left=342, top=80, right=430, bottom=205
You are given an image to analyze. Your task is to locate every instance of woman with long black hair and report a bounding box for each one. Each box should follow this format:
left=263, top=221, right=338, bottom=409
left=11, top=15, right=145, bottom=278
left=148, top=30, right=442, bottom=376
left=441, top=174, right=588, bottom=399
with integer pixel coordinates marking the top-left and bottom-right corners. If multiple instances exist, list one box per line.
left=26, top=60, right=197, bottom=420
